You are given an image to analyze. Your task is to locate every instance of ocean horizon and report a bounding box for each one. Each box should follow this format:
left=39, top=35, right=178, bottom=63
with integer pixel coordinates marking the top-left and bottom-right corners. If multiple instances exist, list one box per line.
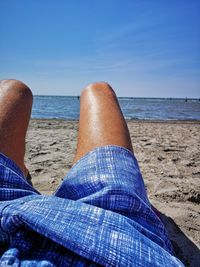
left=32, top=95, right=200, bottom=121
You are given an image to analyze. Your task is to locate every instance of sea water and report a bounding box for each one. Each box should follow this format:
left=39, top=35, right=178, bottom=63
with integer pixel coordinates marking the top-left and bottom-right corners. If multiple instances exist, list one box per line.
left=32, top=96, right=200, bottom=121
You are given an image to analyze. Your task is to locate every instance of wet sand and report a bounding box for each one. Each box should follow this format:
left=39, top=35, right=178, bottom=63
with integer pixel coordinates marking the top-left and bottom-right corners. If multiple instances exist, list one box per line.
left=25, top=119, right=200, bottom=267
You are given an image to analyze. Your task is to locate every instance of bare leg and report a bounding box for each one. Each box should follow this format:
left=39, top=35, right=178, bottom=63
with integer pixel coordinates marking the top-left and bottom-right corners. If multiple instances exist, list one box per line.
left=0, top=79, right=33, bottom=176
left=73, top=82, right=133, bottom=164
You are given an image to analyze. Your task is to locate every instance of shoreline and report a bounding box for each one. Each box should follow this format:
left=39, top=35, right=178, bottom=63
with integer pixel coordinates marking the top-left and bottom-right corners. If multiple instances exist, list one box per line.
left=26, top=119, right=200, bottom=266
left=30, top=118, right=200, bottom=124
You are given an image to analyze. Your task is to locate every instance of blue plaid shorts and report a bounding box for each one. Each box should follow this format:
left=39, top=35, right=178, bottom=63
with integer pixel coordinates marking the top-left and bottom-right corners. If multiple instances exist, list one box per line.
left=0, top=146, right=184, bottom=266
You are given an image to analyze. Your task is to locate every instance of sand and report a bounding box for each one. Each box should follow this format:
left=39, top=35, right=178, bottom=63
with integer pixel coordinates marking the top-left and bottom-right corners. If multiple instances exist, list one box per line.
left=25, top=119, right=200, bottom=267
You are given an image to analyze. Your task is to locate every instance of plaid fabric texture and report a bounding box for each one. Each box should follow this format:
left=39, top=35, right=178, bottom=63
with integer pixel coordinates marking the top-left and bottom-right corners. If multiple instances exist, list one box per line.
left=0, top=146, right=184, bottom=266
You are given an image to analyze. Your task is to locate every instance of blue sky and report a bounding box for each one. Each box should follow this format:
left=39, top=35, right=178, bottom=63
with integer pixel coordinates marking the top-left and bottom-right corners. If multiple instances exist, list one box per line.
left=0, top=0, right=199, bottom=97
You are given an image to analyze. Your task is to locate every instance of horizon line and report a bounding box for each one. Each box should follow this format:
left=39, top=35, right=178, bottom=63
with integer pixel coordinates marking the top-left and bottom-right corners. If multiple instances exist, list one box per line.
left=33, top=94, right=200, bottom=100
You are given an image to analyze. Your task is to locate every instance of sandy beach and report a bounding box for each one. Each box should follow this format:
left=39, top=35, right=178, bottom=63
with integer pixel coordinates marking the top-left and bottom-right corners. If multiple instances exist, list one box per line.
left=25, top=119, right=200, bottom=267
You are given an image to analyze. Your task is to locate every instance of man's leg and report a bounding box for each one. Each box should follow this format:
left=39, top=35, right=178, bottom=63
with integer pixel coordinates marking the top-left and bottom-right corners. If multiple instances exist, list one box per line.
left=0, top=79, right=33, bottom=176
left=73, top=82, right=133, bottom=163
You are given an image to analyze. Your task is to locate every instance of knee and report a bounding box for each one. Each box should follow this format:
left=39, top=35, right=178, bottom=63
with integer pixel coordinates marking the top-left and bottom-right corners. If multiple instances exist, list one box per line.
left=0, top=79, right=33, bottom=101
left=81, top=82, right=116, bottom=98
